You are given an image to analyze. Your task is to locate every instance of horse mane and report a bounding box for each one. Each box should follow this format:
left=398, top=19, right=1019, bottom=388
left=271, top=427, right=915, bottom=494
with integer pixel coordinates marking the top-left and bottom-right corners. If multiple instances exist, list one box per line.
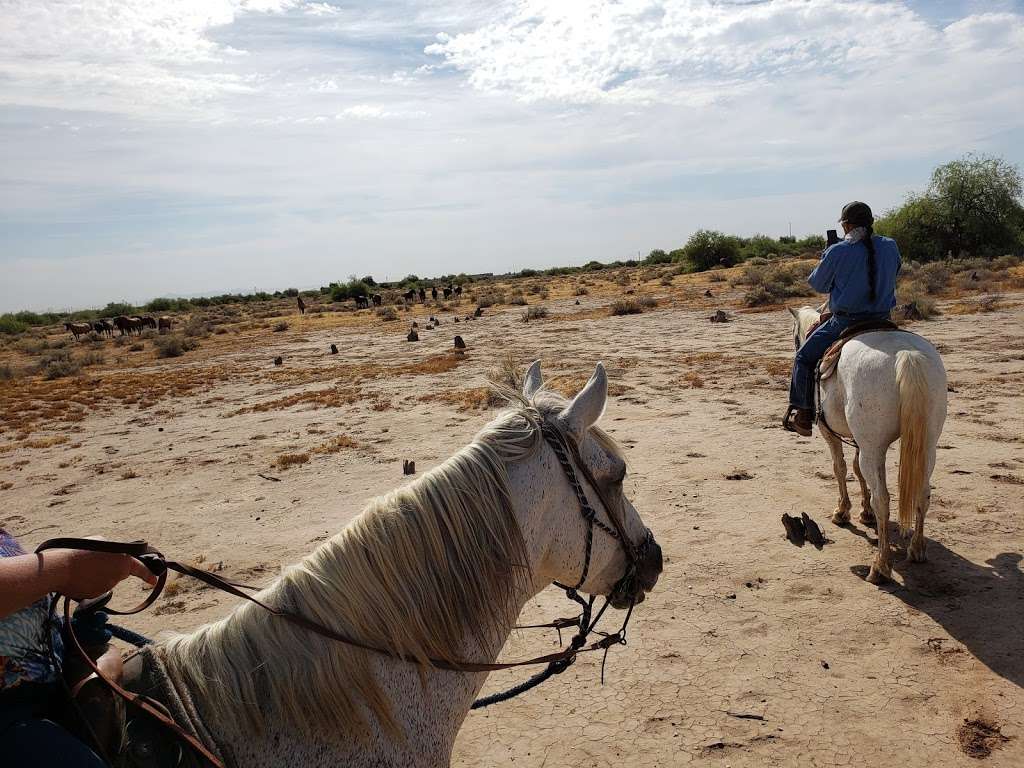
left=161, top=387, right=620, bottom=743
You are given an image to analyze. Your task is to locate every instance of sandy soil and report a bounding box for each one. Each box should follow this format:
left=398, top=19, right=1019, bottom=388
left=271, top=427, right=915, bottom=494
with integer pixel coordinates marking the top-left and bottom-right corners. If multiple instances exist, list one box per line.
left=1, top=273, right=1022, bottom=766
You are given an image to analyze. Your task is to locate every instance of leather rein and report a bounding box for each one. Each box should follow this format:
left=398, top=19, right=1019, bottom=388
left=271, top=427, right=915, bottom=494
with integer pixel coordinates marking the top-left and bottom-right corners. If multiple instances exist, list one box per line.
left=37, top=420, right=649, bottom=767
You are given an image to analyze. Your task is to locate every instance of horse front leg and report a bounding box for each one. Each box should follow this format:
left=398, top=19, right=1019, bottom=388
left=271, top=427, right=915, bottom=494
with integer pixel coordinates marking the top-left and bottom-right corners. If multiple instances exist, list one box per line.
left=852, top=448, right=874, bottom=527
left=861, top=448, right=892, bottom=584
left=822, top=430, right=851, bottom=525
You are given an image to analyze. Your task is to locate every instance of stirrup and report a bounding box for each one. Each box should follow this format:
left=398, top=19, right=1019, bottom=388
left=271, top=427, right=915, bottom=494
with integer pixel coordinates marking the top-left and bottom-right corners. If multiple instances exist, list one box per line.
left=783, top=407, right=812, bottom=437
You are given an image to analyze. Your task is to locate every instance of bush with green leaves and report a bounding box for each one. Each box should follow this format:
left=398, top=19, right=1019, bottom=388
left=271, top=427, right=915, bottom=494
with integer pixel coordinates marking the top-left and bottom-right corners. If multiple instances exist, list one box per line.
left=0, top=316, right=29, bottom=335
left=329, top=280, right=372, bottom=301
left=876, top=153, right=1024, bottom=261
left=644, top=249, right=671, bottom=265
left=681, top=230, right=741, bottom=271
left=521, top=305, right=549, bottom=322
left=741, top=262, right=816, bottom=307
left=38, top=351, right=81, bottom=379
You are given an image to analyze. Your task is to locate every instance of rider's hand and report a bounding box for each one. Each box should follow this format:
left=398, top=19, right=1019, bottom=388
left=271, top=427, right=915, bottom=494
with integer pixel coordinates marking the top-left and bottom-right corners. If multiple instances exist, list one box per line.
left=42, top=548, right=157, bottom=600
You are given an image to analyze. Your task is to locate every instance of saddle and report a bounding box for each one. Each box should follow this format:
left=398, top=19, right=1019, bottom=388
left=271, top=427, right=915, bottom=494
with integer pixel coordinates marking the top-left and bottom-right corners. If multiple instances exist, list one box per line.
left=66, top=646, right=220, bottom=768
left=816, top=319, right=902, bottom=382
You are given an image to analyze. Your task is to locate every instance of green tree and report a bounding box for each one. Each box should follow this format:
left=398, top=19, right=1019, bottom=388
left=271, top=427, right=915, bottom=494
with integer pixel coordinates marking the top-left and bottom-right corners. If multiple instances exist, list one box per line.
left=681, top=230, right=740, bottom=271
left=644, top=249, right=671, bottom=264
left=877, top=154, right=1024, bottom=260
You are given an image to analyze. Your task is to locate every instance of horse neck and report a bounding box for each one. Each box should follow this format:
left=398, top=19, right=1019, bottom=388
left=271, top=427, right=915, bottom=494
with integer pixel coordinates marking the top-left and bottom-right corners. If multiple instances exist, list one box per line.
left=187, top=457, right=556, bottom=768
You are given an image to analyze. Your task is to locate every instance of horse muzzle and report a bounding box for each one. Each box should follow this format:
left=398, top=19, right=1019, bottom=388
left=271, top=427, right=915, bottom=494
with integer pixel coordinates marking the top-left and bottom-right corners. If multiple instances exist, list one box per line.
left=610, top=529, right=662, bottom=609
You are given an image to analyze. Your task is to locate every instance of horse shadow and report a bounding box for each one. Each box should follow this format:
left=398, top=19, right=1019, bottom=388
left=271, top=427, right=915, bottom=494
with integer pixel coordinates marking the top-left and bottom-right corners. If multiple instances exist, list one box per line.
left=842, top=524, right=1023, bottom=689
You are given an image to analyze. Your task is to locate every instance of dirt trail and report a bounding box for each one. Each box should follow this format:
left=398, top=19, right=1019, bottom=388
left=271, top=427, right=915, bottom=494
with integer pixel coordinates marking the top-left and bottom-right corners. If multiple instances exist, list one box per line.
left=1, top=288, right=1021, bottom=767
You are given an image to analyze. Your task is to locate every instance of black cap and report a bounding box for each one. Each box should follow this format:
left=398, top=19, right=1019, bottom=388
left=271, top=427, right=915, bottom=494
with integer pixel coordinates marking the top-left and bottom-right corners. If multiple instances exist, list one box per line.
left=840, top=201, right=873, bottom=227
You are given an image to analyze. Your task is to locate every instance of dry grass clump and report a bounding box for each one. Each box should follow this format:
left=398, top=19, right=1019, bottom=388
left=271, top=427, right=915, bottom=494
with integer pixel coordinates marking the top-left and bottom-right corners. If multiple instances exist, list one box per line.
left=155, top=335, right=199, bottom=358
left=521, top=305, right=549, bottom=322
left=79, top=350, right=105, bottom=367
left=397, top=354, right=463, bottom=375
left=488, top=352, right=522, bottom=392
left=272, top=321, right=289, bottom=332
left=0, top=363, right=21, bottom=382
left=275, top=452, right=310, bottom=470
left=375, top=306, right=399, bottom=321
left=574, top=285, right=589, bottom=296
left=38, top=351, right=81, bottom=380
left=611, top=296, right=656, bottom=315
left=235, top=387, right=361, bottom=415
left=680, top=372, right=705, bottom=388
left=476, top=291, right=506, bottom=308
left=120, top=468, right=138, bottom=480
left=739, top=261, right=817, bottom=307
left=418, top=387, right=494, bottom=411
left=313, top=434, right=361, bottom=454
left=509, top=291, right=528, bottom=306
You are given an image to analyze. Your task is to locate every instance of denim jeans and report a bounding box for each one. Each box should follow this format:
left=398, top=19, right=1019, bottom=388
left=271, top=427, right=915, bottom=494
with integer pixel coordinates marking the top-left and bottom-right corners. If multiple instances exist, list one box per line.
left=2, top=716, right=107, bottom=767
left=788, top=315, right=859, bottom=411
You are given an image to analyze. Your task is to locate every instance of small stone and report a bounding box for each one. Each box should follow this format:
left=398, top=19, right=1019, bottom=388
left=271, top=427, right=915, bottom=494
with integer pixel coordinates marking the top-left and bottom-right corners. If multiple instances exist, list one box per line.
left=330, top=344, right=338, bottom=354
left=273, top=356, right=283, bottom=366
left=726, top=593, right=736, bottom=599
left=454, top=335, right=466, bottom=350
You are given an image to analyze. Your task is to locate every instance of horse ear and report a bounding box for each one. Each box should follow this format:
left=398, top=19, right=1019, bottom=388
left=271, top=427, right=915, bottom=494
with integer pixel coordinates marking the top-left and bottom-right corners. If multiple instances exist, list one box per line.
left=557, top=363, right=608, bottom=442
left=787, top=306, right=800, bottom=319
left=523, top=360, right=543, bottom=399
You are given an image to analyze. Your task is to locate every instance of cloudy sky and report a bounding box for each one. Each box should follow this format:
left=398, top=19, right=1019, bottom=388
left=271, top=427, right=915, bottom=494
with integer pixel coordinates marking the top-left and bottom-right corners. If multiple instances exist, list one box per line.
left=2, top=0, right=1023, bottom=312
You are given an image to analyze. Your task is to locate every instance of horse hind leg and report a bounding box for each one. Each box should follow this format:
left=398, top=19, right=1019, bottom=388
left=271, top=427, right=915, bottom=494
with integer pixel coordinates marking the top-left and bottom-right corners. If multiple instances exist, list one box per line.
left=852, top=448, right=874, bottom=527
left=860, top=447, right=893, bottom=584
left=823, top=430, right=851, bottom=525
left=906, top=446, right=936, bottom=563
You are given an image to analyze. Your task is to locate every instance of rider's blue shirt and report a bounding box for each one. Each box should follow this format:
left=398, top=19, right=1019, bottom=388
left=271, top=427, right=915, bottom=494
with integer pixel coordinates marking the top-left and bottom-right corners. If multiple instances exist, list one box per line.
left=808, top=235, right=900, bottom=316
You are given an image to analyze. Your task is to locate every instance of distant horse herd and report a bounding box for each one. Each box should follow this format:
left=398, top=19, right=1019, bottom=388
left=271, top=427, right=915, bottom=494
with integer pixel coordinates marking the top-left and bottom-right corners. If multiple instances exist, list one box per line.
left=350, top=283, right=463, bottom=310
left=63, top=315, right=173, bottom=341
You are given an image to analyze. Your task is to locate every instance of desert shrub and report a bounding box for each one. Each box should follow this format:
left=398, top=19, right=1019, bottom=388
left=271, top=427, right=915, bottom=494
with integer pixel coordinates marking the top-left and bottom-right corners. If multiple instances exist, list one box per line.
left=376, top=306, right=398, bottom=321
left=611, top=298, right=645, bottom=316
left=509, top=292, right=528, bottom=306
left=707, top=271, right=726, bottom=282
left=526, top=283, right=541, bottom=295
left=992, top=254, right=1021, bottom=270
left=0, top=316, right=29, bottom=335
left=102, top=302, right=136, bottom=317
left=128, top=343, right=144, bottom=352
left=660, top=275, right=673, bottom=286
left=272, top=321, right=289, bottom=332
left=738, top=234, right=781, bottom=261
left=476, top=291, right=505, bottom=308
left=537, top=288, right=549, bottom=299
left=0, top=363, right=20, bottom=381
left=896, top=282, right=939, bottom=319
left=113, top=335, right=129, bottom=347
left=275, top=452, right=310, bottom=470
left=741, top=262, right=816, bottom=306
left=614, top=272, right=631, bottom=286
left=746, top=256, right=769, bottom=267
left=521, top=305, right=549, bottom=322
left=38, top=351, right=81, bottom=379
left=915, top=262, right=952, bottom=294
left=183, top=316, right=212, bottom=338
left=680, top=230, right=741, bottom=270
left=574, top=285, right=588, bottom=296
left=329, top=279, right=372, bottom=302
left=637, top=296, right=658, bottom=308
left=154, top=335, right=198, bottom=358
left=79, top=351, right=104, bottom=367
left=283, top=288, right=299, bottom=297
left=644, top=249, right=671, bottom=265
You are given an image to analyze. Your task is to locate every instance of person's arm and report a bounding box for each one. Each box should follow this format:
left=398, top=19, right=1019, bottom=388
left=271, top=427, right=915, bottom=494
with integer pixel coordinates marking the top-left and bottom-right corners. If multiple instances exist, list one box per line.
left=0, top=549, right=156, bottom=619
left=808, top=246, right=838, bottom=294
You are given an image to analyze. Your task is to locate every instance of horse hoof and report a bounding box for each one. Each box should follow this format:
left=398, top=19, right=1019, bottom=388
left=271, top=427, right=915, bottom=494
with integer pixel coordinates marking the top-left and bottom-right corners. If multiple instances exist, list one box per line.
left=866, top=565, right=890, bottom=585
left=831, top=509, right=850, bottom=526
left=907, top=546, right=927, bottom=563
left=858, top=512, right=876, bottom=528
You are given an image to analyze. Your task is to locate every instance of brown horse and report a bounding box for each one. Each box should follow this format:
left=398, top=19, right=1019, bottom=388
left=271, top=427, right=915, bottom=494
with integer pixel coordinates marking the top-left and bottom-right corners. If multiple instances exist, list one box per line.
left=158, top=317, right=173, bottom=334
left=64, top=322, right=92, bottom=341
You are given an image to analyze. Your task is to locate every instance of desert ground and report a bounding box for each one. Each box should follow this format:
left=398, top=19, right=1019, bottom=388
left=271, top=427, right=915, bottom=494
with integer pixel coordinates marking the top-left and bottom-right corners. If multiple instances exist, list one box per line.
left=1, top=264, right=1022, bottom=766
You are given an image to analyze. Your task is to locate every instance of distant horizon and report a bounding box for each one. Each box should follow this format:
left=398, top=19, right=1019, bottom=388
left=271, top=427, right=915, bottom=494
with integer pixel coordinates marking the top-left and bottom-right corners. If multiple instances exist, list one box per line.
left=4, top=1, right=1023, bottom=314
left=7, top=226, right=832, bottom=315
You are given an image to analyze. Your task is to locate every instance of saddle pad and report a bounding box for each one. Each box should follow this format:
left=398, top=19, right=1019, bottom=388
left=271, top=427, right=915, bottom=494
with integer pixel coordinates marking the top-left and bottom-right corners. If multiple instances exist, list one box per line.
left=818, top=319, right=902, bottom=381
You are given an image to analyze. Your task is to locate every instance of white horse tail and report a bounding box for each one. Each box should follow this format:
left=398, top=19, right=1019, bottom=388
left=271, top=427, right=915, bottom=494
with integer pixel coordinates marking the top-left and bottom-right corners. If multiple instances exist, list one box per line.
left=896, top=350, right=931, bottom=533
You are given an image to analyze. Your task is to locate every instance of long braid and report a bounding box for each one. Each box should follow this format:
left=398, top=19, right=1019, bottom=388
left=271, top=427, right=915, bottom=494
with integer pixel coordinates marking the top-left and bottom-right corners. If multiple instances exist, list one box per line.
left=864, top=225, right=877, bottom=303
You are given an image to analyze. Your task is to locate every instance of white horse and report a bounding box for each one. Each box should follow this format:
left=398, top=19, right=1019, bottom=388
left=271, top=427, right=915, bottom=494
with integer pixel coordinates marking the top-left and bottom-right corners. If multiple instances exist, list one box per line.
left=788, top=307, right=947, bottom=584
left=147, top=361, right=661, bottom=767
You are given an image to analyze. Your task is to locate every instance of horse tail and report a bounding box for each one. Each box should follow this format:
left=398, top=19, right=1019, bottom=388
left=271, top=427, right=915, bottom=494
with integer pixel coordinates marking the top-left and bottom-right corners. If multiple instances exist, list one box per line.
left=896, top=350, right=930, bottom=534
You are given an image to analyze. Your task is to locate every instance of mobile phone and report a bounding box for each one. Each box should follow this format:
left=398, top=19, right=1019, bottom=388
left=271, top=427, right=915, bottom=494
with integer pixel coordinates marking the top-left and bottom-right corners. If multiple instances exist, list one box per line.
left=826, top=229, right=840, bottom=246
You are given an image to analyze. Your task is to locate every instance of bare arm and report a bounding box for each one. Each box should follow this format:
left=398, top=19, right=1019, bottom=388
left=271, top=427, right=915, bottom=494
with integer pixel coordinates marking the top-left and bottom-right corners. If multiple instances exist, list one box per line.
left=0, top=549, right=156, bottom=619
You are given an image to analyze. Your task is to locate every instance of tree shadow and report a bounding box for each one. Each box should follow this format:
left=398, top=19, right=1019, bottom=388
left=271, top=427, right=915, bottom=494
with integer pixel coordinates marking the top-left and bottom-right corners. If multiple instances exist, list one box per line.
left=841, top=523, right=1023, bottom=688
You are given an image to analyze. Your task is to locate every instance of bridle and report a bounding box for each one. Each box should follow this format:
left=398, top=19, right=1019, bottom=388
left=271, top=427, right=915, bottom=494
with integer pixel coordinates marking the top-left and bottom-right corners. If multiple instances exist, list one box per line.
left=36, top=417, right=653, bottom=767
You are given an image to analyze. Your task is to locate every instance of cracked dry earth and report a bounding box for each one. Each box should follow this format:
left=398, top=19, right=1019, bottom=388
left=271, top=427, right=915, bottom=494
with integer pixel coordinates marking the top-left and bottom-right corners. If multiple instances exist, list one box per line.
left=2, top=291, right=1022, bottom=767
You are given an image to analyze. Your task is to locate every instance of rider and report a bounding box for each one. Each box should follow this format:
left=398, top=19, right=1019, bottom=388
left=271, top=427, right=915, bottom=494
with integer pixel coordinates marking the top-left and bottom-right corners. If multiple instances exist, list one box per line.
left=784, top=201, right=901, bottom=437
left=0, top=528, right=155, bottom=766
